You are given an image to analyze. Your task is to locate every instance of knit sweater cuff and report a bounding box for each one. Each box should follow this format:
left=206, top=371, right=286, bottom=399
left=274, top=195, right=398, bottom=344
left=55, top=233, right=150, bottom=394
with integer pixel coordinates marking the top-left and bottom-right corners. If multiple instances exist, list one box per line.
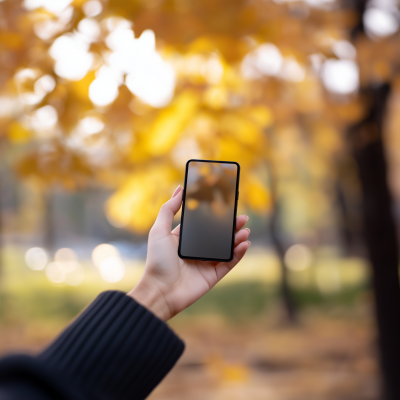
left=39, top=290, right=185, bottom=400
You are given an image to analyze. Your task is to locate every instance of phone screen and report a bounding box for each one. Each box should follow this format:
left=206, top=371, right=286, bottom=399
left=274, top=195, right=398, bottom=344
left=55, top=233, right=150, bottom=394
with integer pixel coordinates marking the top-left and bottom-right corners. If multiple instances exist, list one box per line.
left=178, top=160, right=240, bottom=262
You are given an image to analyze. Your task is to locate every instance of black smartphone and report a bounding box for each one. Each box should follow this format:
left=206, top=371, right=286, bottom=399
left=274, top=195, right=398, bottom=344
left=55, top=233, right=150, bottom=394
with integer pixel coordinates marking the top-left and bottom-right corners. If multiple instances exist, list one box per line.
left=178, top=159, right=240, bottom=262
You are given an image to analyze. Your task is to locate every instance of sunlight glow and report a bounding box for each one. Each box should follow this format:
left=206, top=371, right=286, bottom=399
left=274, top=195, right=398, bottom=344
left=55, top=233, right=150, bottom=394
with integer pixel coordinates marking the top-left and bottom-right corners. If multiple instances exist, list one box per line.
left=333, top=40, right=356, bottom=60
left=55, top=247, right=78, bottom=263
left=34, top=75, right=56, bottom=96
left=31, top=105, right=58, bottom=130
left=201, top=55, right=224, bottom=84
left=44, top=248, right=86, bottom=286
left=78, top=18, right=101, bottom=43
left=280, top=57, right=305, bottom=82
left=284, top=244, right=312, bottom=271
left=25, top=247, right=48, bottom=270
left=24, top=0, right=72, bottom=15
left=242, top=43, right=282, bottom=79
left=364, top=7, right=399, bottom=38
left=49, top=34, right=94, bottom=81
left=34, top=6, right=73, bottom=40
left=92, top=243, right=120, bottom=268
left=82, top=0, right=103, bottom=17
left=92, top=244, right=125, bottom=283
left=102, top=25, right=175, bottom=108
left=89, top=67, right=120, bottom=107
left=321, top=59, right=359, bottom=95
left=14, top=69, right=43, bottom=105
left=77, top=116, right=105, bottom=136
left=46, top=262, right=66, bottom=283
left=99, top=256, right=125, bottom=283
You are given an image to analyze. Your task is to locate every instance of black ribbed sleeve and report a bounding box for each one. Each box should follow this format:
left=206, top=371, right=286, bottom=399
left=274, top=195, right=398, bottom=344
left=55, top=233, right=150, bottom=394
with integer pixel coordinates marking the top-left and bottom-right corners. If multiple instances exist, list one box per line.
left=0, top=291, right=185, bottom=400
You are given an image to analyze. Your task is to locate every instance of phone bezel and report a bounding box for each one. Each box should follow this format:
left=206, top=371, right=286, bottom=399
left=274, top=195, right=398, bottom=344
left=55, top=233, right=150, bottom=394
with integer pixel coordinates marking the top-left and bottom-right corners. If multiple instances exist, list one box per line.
left=178, top=159, right=241, bottom=262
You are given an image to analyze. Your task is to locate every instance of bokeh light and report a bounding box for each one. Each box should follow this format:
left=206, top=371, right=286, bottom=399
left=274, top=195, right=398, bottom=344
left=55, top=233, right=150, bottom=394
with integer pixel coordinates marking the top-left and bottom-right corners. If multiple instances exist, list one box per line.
left=99, top=256, right=125, bottom=283
left=242, top=43, right=283, bottom=79
left=45, top=261, right=66, bottom=283
left=89, top=67, right=121, bottom=107
left=78, top=18, right=101, bottom=42
left=321, top=59, right=359, bottom=95
left=30, top=106, right=58, bottom=132
left=54, top=248, right=78, bottom=263
left=25, top=247, right=48, bottom=270
left=82, top=0, right=103, bottom=17
left=92, top=244, right=125, bottom=282
left=64, top=262, right=85, bottom=286
left=364, top=7, right=399, bottom=38
left=284, top=244, right=312, bottom=272
left=77, top=116, right=105, bottom=136
left=24, top=0, right=73, bottom=14
left=92, top=244, right=120, bottom=268
left=49, top=34, right=94, bottom=81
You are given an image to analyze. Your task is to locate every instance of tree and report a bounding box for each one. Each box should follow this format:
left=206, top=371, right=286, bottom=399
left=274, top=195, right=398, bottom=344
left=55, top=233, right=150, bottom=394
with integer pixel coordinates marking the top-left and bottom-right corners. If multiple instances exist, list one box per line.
left=346, top=2, right=400, bottom=398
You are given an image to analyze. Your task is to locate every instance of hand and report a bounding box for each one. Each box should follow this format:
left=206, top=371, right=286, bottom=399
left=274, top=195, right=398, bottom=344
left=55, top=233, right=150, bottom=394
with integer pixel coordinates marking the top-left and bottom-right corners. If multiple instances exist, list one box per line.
left=128, top=185, right=251, bottom=321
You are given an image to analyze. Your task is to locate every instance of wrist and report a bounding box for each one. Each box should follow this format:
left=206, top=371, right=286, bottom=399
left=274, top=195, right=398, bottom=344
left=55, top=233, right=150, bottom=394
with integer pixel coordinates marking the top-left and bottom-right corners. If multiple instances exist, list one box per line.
left=128, top=277, right=172, bottom=321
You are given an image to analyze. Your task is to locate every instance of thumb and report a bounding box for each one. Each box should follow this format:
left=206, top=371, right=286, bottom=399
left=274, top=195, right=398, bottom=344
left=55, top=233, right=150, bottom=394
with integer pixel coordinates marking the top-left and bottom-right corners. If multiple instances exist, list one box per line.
left=152, top=186, right=183, bottom=235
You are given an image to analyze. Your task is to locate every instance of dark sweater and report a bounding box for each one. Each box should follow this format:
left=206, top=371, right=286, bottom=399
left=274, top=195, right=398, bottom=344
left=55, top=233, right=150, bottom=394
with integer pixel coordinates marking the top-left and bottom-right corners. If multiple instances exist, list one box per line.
left=0, top=291, right=185, bottom=400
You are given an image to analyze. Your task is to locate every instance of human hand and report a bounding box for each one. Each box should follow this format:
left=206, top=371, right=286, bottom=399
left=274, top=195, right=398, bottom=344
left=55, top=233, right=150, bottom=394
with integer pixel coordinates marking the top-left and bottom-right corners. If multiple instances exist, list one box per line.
left=128, top=185, right=251, bottom=321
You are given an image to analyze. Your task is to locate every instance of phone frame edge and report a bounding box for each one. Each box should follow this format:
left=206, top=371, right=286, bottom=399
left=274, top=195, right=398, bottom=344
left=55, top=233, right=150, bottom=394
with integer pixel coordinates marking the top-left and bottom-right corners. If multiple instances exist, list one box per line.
left=177, top=158, right=241, bottom=263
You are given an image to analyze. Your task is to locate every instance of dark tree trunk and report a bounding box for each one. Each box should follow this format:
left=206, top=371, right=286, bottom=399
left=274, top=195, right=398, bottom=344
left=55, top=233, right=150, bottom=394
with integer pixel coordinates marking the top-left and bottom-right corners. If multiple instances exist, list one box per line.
left=344, top=0, right=400, bottom=398
left=0, top=171, right=2, bottom=285
left=44, top=190, right=55, bottom=253
left=267, top=162, right=297, bottom=323
left=349, top=84, right=400, bottom=400
left=269, top=201, right=297, bottom=323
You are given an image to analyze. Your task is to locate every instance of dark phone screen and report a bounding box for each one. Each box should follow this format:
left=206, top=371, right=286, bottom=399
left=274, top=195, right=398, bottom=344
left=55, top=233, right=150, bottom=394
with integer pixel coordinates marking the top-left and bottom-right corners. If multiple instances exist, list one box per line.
left=179, top=160, right=239, bottom=261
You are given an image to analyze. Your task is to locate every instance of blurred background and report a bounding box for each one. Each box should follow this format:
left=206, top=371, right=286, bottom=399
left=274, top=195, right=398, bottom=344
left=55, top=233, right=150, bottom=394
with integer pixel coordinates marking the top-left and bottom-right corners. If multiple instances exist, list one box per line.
left=0, top=0, right=400, bottom=399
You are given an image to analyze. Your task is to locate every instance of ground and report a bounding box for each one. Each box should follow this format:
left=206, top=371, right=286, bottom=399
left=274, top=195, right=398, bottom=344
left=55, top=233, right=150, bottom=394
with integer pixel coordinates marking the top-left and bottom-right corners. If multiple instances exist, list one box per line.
left=150, top=313, right=379, bottom=400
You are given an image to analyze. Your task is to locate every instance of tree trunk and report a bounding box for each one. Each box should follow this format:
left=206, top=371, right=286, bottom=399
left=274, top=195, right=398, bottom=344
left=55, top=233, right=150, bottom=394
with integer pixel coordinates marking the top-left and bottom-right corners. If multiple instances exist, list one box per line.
left=43, top=190, right=55, bottom=253
left=349, top=83, right=400, bottom=400
left=267, top=162, right=297, bottom=323
left=344, top=0, right=400, bottom=397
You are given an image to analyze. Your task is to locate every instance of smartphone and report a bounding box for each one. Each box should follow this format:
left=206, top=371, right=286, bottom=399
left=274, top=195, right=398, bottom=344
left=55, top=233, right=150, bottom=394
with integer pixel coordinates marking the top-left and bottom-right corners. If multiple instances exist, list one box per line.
left=178, top=159, right=240, bottom=262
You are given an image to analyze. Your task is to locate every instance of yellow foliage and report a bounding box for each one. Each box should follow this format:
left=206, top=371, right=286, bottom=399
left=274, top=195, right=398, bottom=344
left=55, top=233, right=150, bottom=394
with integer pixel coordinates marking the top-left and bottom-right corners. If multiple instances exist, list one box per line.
left=145, top=90, right=198, bottom=156
left=106, top=165, right=179, bottom=233
left=222, top=364, right=250, bottom=383
left=0, top=32, right=23, bottom=49
left=7, top=121, right=31, bottom=144
left=312, top=123, right=342, bottom=154
left=242, top=175, right=270, bottom=213
left=205, top=355, right=250, bottom=383
left=243, top=106, right=274, bottom=127
left=217, top=137, right=251, bottom=164
left=220, top=113, right=263, bottom=147
left=70, top=71, right=96, bottom=101
left=204, top=87, right=228, bottom=109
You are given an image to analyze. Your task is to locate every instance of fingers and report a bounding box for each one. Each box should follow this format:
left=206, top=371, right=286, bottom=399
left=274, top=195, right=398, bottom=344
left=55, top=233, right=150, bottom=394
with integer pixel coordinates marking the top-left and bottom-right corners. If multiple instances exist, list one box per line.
left=235, top=215, right=249, bottom=233
left=152, top=186, right=183, bottom=236
left=234, top=228, right=250, bottom=246
left=171, top=224, right=180, bottom=237
left=215, top=241, right=250, bottom=281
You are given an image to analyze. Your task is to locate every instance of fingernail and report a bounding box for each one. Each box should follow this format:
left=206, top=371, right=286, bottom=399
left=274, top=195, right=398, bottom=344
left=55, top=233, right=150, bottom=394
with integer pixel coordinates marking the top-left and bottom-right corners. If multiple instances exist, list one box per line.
left=245, top=228, right=251, bottom=233
left=244, top=215, right=249, bottom=221
left=247, top=240, right=251, bottom=246
left=172, top=185, right=181, bottom=198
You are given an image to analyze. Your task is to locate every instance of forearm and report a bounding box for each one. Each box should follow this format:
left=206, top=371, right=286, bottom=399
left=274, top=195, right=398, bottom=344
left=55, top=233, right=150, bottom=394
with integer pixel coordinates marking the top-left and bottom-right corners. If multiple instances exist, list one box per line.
left=0, top=291, right=185, bottom=400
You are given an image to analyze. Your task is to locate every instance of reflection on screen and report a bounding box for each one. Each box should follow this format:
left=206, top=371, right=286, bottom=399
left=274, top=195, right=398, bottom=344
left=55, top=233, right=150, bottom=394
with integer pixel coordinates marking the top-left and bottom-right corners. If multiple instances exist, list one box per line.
left=180, top=161, right=238, bottom=260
